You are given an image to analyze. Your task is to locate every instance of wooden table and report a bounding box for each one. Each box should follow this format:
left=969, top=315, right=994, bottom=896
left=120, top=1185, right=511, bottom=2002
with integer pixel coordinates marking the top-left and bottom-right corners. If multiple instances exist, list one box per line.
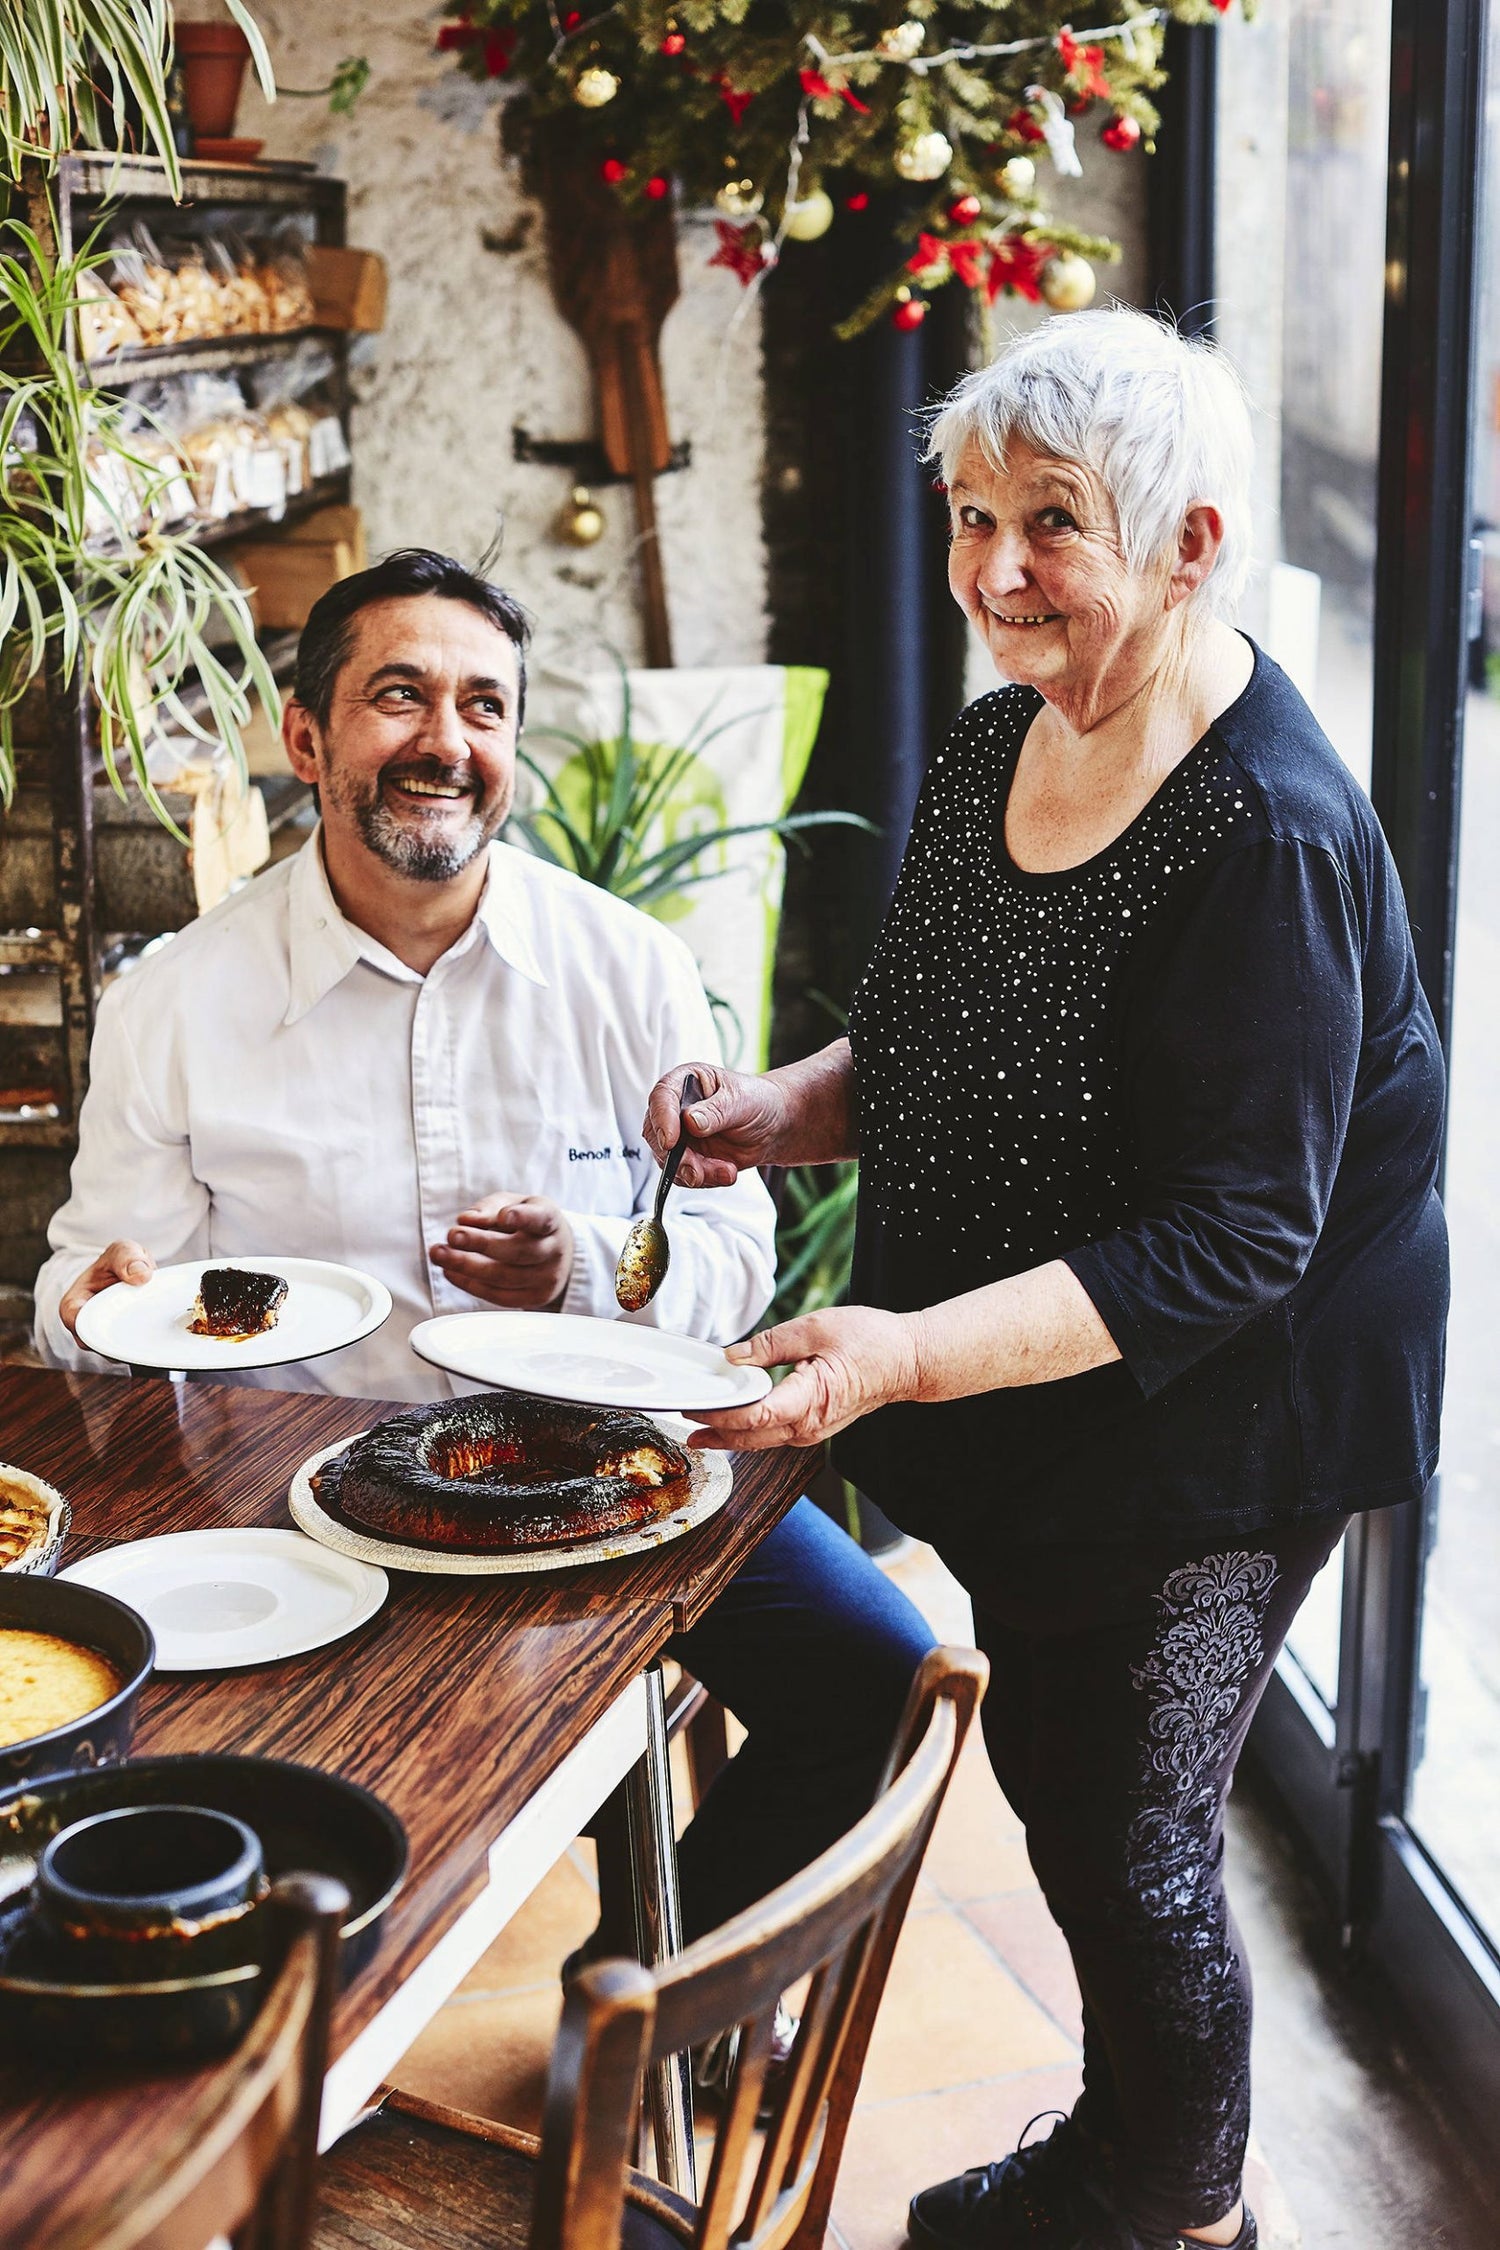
left=0, top=1366, right=813, bottom=2247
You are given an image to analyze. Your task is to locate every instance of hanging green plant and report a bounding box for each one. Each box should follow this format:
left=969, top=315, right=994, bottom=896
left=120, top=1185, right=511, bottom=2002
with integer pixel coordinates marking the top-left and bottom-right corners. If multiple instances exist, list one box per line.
left=0, top=0, right=274, bottom=188
left=0, top=215, right=277, bottom=823
left=0, top=1, right=281, bottom=829
left=434, top=0, right=1250, bottom=333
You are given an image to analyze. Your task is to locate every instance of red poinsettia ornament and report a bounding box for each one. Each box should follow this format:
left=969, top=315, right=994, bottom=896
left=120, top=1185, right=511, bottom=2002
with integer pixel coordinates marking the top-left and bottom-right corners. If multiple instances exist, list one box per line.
left=708, top=219, right=770, bottom=284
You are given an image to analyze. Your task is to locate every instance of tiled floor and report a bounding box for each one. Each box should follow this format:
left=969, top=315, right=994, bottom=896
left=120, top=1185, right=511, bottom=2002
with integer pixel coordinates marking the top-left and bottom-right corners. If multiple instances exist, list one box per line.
left=392, top=1538, right=1300, bottom=2249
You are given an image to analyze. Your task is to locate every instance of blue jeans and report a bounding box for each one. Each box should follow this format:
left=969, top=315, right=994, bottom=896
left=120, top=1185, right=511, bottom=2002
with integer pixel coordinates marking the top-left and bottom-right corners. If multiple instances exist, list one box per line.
left=666, top=1496, right=937, bottom=1941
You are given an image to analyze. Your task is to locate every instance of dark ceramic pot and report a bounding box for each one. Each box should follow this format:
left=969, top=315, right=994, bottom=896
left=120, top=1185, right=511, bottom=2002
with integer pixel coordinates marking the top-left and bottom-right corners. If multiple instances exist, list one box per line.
left=0, top=1758, right=405, bottom=2067
left=35, top=1804, right=267, bottom=1981
left=0, top=1575, right=154, bottom=1788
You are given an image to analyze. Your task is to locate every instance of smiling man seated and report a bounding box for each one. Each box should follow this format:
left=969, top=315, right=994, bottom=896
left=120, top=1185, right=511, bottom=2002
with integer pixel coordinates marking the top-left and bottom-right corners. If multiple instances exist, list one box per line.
left=33, top=547, right=935, bottom=1983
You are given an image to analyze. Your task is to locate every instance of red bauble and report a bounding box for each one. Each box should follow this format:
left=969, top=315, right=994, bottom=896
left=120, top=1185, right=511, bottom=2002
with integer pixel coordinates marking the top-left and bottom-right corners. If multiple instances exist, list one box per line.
left=660, top=30, right=686, bottom=53
left=1006, top=107, right=1047, bottom=144
left=845, top=191, right=870, bottom=211
left=892, top=297, right=928, bottom=330
left=948, top=193, right=982, bottom=225
left=1102, top=112, right=1142, bottom=151
left=601, top=157, right=630, bottom=185
left=644, top=174, right=670, bottom=200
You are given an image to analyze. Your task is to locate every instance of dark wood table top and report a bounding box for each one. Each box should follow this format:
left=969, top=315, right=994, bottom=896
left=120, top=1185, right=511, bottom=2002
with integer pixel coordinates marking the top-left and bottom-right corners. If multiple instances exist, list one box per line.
left=0, top=1365, right=813, bottom=2246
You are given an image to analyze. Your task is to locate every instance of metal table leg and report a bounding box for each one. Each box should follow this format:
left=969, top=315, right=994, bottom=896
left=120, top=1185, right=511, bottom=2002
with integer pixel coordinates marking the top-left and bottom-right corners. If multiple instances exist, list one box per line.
left=624, top=1659, right=697, bottom=2198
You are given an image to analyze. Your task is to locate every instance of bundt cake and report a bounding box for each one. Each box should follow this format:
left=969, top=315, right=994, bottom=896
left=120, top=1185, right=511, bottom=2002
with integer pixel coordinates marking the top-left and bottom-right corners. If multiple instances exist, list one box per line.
left=313, top=1392, right=692, bottom=1552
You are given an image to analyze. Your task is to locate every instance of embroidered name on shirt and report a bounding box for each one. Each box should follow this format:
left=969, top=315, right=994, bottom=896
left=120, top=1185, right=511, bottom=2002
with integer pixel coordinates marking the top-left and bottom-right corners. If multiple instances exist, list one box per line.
left=569, top=1144, right=641, bottom=1161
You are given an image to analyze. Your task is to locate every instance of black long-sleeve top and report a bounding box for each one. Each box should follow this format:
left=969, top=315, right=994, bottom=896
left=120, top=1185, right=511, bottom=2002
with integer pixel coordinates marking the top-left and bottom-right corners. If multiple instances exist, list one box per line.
left=837, top=644, right=1449, bottom=1564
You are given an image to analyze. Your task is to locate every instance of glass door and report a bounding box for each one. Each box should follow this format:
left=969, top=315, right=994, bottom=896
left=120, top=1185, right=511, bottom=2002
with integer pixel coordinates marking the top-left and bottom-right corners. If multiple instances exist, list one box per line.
left=1213, top=0, right=1394, bottom=1890
left=1206, top=0, right=1500, bottom=2155
left=1403, top=6, right=1500, bottom=1967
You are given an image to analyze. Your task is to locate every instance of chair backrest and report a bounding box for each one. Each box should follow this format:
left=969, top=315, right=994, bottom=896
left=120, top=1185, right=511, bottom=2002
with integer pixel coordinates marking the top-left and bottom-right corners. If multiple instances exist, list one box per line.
left=531, top=1643, right=988, bottom=2250
left=85, top=1872, right=349, bottom=2250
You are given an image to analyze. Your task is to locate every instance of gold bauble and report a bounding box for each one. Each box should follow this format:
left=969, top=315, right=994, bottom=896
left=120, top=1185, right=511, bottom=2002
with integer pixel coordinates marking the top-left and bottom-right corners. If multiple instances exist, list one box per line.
left=998, top=156, right=1036, bottom=198
left=1040, top=252, right=1096, bottom=311
left=715, top=176, right=764, bottom=217
left=783, top=188, right=834, bottom=241
left=875, top=19, right=925, bottom=60
left=556, top=486, right=605, bottom=545
left=893, top=130, right=953, bottom=183
left=573, top=66, right=620, bottom=107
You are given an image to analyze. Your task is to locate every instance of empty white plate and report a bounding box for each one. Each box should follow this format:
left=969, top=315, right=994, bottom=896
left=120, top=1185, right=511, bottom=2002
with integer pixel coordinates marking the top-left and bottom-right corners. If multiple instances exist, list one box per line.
left=62, top=1528, right=388, bottom=1671
left=75, top=1256, right=392, bottom=1372
left=408, top=1311, right=773, bottom=1413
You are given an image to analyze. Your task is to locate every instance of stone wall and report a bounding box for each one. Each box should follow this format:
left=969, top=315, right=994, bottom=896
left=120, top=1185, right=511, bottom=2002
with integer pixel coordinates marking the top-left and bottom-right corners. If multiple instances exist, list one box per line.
left=243, top=0, right=770, bottom=679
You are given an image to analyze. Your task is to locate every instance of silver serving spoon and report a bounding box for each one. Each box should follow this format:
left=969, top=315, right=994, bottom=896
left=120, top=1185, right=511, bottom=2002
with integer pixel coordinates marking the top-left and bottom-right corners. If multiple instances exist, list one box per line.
left=615, top=1073, right=703, bottom=1312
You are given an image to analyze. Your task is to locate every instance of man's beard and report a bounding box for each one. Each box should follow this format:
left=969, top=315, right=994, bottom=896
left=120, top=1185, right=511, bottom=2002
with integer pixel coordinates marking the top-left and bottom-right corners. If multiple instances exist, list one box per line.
left=322, top=761, right=509, bottom=882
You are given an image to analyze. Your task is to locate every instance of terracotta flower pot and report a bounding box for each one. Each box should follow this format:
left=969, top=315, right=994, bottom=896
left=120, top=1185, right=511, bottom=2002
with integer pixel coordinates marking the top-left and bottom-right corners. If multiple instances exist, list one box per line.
left=175, top=22, right=251, bottom=141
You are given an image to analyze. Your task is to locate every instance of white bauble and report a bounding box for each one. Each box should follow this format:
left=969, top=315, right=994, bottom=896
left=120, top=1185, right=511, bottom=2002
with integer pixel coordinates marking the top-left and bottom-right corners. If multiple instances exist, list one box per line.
left=893, top=131, right=953, bottom=183
left=715, top=177, right=764, bottom=217
left=783, top=188, right=835, bottom=241
left=875, top=19, right=926, bottom=61
left=1040, top=252, right=1096, bottom=311
left=998, top=156, right=1036, bottom=198
left=573, top=67, right=619, bottom=107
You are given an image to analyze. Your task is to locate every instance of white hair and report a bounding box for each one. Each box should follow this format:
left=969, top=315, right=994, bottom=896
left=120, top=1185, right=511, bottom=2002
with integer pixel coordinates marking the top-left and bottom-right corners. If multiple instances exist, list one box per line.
left=925, top=307, right=1255, bottom=619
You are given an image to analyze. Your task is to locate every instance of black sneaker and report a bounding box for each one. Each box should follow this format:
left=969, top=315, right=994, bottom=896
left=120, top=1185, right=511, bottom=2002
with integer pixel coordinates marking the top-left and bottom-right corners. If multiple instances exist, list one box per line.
left=1060, top=2167, right=1259, bottom=2250
left=908, top=2117, right=1257, bottom=2250
left=907, top=2112, right=1099, bottom=2248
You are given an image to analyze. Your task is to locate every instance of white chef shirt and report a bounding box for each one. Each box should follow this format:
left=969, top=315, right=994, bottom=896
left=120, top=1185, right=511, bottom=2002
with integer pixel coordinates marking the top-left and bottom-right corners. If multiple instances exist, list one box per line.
left=34, top=831, right=777, bottom=1400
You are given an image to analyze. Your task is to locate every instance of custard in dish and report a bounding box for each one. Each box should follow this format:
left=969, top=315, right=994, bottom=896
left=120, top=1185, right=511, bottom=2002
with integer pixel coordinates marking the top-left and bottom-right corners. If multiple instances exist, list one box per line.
left=0, top=1629, right=121, bottom=1748
left=313, top=1392, right=691, bottom=1552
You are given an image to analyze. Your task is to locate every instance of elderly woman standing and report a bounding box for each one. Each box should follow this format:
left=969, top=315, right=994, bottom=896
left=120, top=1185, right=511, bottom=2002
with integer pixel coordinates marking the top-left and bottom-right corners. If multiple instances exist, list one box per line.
left=645, top=309, right=1447, bottom=2250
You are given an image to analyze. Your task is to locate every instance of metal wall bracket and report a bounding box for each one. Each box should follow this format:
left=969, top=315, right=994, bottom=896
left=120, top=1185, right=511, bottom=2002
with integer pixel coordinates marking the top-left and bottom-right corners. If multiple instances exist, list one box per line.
left=511, top=427, right=692, bottom=484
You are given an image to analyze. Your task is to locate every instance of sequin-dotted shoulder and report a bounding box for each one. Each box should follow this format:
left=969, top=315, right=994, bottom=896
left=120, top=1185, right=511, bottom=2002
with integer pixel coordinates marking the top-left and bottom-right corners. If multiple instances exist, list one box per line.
left=848, top=684, right=1263, bottom=1290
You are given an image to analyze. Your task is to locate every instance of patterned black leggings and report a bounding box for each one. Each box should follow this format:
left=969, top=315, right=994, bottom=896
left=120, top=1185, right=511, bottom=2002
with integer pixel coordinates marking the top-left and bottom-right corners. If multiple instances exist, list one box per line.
left=967, top=1517, right=1348, bottom=2238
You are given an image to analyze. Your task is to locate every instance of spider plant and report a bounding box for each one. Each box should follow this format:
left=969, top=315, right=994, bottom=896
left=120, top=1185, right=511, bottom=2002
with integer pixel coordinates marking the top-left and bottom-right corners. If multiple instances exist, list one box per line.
left=1, top=212, right=277, bottom=827
left=512, top=664, right=873, bottom=913
left=1, top=0, right=274, bottom=190
left=768, top=1160, right=859, bottom=1328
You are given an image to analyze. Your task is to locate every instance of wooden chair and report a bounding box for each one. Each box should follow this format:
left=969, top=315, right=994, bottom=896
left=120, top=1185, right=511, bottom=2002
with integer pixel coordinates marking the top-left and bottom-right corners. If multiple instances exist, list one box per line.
left=82, top=1873, right=349, bottom=2250
left=313, top=1643, right=987, bottom=2250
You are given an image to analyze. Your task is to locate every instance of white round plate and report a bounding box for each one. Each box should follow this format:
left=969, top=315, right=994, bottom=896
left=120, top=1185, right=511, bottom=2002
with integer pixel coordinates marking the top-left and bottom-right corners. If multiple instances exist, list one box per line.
left=75, top=1256, right=392, bottom=1372
left=61, top=1528, right=388, bottom=1670
left=408, top=1311, right=772, bottom=1414
left=287, top=1425, right=733, bottom=1576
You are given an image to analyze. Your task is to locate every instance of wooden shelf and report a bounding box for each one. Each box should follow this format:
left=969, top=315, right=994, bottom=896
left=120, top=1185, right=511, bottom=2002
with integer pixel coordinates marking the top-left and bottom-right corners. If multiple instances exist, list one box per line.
left=84, top=474, right=352, bottom=562
left=87, top=326, right=341, bottom=389
left=60, top=152, right=340, bottom=217
left=3, top=154, right=351, bottom=1194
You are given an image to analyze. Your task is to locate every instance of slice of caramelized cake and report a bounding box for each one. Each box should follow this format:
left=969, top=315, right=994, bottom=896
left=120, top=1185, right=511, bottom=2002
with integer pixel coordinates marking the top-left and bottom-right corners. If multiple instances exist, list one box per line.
left=188, top=1267, right=289, bottom=1341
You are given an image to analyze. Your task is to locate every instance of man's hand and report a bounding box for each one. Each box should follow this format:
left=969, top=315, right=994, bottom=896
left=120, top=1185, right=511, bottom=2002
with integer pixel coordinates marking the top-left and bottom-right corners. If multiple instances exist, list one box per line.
left=683, top=1305, right=923, bottom=1452
left=430, top=1195, right=575, bottom=1310
left=642, top=1062, right=790, bottom=1189
left=59, top=1240, right=155, bottom=1340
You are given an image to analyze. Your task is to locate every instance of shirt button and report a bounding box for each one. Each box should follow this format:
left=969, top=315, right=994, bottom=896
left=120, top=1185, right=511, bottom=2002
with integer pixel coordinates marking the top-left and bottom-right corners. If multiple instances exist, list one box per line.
left=316, top=917, right=327, bottom=929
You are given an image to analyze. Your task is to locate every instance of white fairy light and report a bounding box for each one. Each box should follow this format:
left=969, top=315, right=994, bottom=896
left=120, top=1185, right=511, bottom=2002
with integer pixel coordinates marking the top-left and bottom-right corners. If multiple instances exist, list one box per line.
left=804, top=9, right=1167, bottom=77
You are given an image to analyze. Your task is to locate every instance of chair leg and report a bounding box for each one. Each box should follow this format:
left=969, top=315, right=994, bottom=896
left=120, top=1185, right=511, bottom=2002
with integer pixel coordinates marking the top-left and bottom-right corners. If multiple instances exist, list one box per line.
left=625, top=1660, right=697, bottom=2199
left=684, top=1695, right=731, bottom=1805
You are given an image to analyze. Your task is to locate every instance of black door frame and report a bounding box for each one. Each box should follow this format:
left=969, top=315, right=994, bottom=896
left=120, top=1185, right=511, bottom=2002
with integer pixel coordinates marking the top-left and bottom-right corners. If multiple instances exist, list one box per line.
left=1159, top=0, right=1500, bottom=2167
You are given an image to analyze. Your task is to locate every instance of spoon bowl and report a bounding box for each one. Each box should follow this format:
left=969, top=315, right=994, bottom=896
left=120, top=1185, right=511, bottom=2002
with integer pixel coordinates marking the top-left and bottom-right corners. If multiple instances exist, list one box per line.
left=614, top=1215, right=669, bottom=1311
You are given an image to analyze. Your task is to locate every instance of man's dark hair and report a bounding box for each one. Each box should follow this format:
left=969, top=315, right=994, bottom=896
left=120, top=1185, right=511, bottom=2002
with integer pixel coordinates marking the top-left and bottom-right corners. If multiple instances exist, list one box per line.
left=292, top=548, right=531, bottom=731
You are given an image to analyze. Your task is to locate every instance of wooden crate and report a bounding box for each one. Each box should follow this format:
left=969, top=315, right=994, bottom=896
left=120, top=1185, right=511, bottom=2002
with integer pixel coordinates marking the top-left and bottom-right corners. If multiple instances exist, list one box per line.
left=229, top=505, right=364, bottom=629
left=306, top=245, right=387, bottom=332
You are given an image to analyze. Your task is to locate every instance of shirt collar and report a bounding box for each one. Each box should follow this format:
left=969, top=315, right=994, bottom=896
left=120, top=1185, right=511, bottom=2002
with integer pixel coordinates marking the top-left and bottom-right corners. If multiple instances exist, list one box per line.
left=284, top=833, right=549, bottom=1028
